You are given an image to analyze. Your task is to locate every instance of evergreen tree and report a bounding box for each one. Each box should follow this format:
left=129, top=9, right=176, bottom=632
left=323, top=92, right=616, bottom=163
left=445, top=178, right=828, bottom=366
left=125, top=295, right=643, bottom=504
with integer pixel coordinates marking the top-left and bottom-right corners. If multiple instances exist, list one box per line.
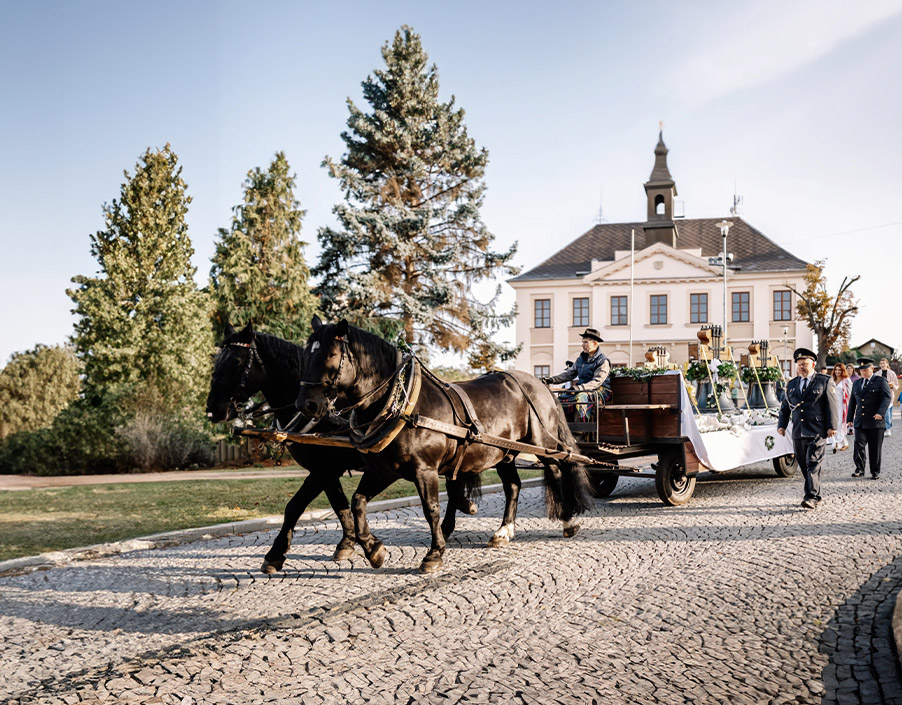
left=315, top=26, right=519, bottom=362
left=0, top=344, right=81, bottom=440
left=210, top=152, right=319, bottom=342
left=67, top=145, right=212, bottom=414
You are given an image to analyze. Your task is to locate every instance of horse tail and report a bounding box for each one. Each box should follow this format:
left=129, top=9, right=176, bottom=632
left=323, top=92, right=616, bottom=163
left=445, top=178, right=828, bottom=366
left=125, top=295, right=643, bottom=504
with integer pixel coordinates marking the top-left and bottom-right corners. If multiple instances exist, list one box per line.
left=460, top=473, right=482, bottom=503
left=543, top=401, right=593, bottom=520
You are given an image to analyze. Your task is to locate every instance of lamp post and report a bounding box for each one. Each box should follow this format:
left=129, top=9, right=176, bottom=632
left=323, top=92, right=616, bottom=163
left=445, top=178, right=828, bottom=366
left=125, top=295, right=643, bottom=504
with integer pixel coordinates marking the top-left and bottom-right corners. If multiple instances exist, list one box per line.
left=717, top=221, right=732, bottom=350
left=707, top=220, right=733, bottom=357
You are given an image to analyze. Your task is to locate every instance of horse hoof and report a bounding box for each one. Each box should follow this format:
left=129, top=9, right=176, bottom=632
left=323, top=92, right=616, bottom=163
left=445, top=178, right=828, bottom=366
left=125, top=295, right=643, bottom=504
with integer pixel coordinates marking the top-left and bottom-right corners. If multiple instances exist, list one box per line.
left=487, top=536, right=509, bottom=548
left=563, top=524, right=581, bottom=538
left=261, top=560, right=282, bottom=575
left=332, top=546, right=355, bottom=562
left=367, top=542, right=386, bottom=569
left=463, top=500, right=478, bottom=515
left=419, top=558, right=443, bottom=573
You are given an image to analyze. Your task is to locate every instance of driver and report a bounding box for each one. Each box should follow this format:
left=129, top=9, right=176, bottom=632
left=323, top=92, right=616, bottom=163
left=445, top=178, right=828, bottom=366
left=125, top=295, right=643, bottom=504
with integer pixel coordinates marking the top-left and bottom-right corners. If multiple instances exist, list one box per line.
left=542, top=328, right=612, bottom=420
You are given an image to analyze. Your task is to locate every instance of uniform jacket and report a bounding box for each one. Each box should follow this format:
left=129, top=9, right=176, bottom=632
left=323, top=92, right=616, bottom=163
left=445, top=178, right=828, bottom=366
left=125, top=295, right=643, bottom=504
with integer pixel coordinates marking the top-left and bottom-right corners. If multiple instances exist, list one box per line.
left=847, top=375, right=892, bottom=429
left=548, top=349, right=612, bottom=392
left=777, top=373, right=839, bottom=439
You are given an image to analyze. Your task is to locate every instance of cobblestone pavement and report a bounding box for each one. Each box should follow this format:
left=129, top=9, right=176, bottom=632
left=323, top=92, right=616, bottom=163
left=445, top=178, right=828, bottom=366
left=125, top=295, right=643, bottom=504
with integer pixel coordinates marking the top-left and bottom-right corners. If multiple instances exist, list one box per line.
left=2, top=436, right=902, bottom=704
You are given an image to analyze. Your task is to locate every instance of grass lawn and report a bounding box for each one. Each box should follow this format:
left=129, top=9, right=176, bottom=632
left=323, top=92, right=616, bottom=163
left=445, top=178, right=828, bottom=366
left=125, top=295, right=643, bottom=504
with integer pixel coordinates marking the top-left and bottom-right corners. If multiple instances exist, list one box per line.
left=0, top=468, right=543, bottom=562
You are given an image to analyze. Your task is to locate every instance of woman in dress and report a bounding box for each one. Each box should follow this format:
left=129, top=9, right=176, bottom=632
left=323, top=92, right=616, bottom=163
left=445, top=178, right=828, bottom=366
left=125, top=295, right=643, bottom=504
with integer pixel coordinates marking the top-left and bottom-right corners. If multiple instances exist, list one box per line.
left=832, top=363, right=852, bottom=451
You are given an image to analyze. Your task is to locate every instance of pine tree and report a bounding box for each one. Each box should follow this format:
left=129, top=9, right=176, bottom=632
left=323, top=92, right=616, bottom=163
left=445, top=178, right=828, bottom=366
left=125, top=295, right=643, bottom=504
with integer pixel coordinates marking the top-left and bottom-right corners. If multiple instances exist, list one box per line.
left=210, top=152, right=319, bottom=342
left=315, top=26, right=519, bottom=362
left=67, top=145, right=212, bottom=415
left=0, top=344, right=81, bottom=440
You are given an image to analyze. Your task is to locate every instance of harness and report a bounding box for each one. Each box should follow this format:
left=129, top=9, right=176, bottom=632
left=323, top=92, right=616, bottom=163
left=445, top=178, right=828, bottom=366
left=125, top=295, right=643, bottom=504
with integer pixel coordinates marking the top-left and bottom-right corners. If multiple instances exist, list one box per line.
left=224, top=340, right=269, bottom=418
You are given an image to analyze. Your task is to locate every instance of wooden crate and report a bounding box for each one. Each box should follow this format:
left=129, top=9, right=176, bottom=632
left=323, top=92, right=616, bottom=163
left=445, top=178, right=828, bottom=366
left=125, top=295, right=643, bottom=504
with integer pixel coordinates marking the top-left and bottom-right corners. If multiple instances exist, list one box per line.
left=596, top=374, right=682, bottom=442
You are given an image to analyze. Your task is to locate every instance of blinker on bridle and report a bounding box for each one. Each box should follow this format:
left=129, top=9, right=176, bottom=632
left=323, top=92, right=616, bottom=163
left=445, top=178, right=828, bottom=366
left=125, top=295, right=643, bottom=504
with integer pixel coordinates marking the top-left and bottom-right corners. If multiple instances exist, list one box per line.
left=224, top=340, right=266, bottom=411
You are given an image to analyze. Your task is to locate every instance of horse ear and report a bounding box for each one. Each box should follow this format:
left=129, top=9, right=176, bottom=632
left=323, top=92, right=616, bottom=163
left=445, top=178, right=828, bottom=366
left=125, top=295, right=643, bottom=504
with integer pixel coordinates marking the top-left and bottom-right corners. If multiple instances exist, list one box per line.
left=239, top=322, right=255, bottom=342
left=336, top=319, right=349, bottom=339
left=224, top=322, right=236, bottom=338
left=312, top=314, right=323, bottom=331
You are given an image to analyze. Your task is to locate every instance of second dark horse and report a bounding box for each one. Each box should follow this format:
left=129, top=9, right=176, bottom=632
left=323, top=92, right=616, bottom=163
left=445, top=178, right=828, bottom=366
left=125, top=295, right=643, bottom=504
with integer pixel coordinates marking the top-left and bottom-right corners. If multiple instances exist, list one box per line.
left=206, top=323, right=479, bottom=573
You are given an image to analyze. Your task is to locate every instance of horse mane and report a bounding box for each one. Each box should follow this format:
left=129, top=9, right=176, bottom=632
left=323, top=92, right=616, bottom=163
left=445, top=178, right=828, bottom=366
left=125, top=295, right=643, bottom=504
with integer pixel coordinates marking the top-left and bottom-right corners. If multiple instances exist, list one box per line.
left=253, top=332, right=306, bottom=379
left=346, top=325, right=399, bottom=379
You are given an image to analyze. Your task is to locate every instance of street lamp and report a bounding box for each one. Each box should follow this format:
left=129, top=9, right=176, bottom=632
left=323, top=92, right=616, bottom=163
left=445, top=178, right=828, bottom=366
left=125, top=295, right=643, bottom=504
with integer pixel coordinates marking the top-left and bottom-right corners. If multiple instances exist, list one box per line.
left=707, top=220, right=733, bottom=357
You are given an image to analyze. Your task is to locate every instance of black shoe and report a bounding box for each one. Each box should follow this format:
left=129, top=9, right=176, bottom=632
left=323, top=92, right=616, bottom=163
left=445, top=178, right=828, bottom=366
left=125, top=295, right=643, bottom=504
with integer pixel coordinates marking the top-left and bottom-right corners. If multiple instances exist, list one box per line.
left=872, top=473, right=880, bottom=480
left=801, top=498, right=817, bottom=509
left=852, top=470, right=864, bottom=478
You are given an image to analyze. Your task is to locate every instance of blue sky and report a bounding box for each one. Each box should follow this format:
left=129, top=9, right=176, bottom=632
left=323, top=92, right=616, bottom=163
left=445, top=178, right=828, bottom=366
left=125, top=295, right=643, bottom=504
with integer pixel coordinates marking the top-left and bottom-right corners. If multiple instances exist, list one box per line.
left=2, top=1, right=901, bottom=365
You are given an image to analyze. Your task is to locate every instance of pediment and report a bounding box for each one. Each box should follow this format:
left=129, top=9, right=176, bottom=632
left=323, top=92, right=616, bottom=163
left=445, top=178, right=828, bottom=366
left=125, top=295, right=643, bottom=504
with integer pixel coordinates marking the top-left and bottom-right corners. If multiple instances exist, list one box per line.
left=584, top=242, right=721, bottom=282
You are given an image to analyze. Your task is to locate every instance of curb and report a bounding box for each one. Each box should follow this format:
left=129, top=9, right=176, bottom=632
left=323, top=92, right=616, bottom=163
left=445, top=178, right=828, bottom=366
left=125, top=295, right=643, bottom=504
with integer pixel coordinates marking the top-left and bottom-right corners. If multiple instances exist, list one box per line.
left=895, top=590, right=902, bottom=670
left=0, top=477, right=544, bottom=577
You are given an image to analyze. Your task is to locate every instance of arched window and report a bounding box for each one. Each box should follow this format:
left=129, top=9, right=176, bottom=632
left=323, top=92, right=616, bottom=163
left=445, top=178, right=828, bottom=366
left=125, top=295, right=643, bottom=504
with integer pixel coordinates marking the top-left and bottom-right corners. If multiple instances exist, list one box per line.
left=655, top=194, right=666, bottom=215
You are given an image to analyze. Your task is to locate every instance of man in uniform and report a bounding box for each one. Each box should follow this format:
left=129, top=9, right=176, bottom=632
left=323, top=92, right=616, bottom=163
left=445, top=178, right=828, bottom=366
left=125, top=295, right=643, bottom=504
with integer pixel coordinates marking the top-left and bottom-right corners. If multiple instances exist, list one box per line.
left=847, top=358, right=892, bottom=479
left=543, top=328, right=612, bottom=421
left=777, top=348, right=838, bottom=509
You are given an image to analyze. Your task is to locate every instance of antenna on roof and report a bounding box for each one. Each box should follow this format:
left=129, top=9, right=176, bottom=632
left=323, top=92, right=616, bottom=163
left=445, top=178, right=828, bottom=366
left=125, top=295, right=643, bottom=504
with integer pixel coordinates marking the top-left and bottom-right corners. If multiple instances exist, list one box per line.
left=730, top=181, right=743, bottom=216
left=594, top=186, right=608, bottom=224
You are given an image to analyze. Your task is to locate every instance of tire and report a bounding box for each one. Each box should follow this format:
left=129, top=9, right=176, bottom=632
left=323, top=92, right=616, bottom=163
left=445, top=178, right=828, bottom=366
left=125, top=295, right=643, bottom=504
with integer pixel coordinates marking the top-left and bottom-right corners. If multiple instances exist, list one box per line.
left=654, top=454, right=696, bottom=506
left=589, top=472, right=619, bottom=498
left=772, top=454, right=797, bottom=478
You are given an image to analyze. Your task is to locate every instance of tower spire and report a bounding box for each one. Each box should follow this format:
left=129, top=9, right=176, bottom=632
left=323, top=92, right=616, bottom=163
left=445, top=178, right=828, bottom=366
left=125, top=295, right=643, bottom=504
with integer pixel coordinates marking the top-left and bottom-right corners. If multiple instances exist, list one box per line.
left=643, top=128, right=679, bottom=247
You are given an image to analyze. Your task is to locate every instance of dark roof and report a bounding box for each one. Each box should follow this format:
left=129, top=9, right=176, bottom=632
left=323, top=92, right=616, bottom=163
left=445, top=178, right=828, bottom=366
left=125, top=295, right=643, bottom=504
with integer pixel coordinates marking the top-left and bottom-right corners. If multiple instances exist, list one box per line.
left=510, top=217, right=809, bottom=282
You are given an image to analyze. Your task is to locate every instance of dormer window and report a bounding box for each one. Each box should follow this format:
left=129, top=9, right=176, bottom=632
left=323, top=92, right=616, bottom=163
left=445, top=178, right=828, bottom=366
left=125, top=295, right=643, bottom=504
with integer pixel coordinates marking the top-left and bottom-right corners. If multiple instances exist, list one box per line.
left=655, top=194, right=666, bottom=215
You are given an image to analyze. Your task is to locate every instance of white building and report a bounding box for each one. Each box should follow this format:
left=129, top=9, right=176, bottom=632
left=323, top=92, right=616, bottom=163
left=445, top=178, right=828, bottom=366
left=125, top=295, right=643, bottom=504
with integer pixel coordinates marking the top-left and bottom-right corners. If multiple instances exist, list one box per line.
left=508, top=133, right=814, bottom=377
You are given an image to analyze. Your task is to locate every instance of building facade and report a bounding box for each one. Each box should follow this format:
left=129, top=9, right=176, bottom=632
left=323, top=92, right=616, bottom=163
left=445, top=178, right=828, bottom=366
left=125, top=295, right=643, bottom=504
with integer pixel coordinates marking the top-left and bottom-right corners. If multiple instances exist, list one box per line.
left=508, top=133, right=815, bottom=377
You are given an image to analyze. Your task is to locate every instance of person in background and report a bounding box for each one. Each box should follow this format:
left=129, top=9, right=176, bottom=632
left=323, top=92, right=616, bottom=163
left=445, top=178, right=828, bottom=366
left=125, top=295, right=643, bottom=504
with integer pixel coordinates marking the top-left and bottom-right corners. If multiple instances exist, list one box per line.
left=846, top=363, right=860, bottom=385
left=876, top=358, right=898, bottom=437
left=777, top=348, right=838, bottom=509
left=543, top=328, right=612, bottom=421
left=831, top=363, right=852, bottom=452
left=848, top=358, right=892, bottom=479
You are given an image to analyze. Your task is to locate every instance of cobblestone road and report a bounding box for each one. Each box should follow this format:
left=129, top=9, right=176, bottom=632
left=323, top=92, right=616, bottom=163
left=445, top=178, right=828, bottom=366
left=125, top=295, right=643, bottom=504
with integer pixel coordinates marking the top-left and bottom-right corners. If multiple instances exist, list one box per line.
left=2, top=435, right=902, bottom=704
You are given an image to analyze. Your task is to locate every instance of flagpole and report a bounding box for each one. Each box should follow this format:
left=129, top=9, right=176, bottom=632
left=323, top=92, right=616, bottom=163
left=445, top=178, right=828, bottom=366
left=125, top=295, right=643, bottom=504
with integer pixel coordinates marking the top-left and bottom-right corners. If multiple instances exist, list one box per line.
left=629, top=228, right=635, bottom=366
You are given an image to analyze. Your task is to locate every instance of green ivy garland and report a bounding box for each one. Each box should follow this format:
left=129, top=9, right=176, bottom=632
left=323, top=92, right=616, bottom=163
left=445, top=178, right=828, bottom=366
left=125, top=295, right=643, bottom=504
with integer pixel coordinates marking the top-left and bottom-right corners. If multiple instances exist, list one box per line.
left=739, top=366, right=784, bottom=384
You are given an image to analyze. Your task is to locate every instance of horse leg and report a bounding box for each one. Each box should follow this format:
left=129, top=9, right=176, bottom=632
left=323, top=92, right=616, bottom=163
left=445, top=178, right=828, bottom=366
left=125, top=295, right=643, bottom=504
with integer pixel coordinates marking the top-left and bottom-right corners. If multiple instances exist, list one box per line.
left=412, top=469, right=445, bottom=573
left=322, top=474, right=356, bottom=561
left=441, top=477, right=465, bottom=539
left=262, top=472, right=326, bottom=574
left=351, top=471, right=397, bottom=569
left=489, top=461, right=521, bottom=547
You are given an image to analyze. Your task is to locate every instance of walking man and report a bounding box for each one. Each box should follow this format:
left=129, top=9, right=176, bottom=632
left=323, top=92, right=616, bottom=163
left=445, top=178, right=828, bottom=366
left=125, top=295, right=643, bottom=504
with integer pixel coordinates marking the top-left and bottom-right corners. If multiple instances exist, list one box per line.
left=777, top=348, right=838, bottom=509
left=848, top=358, right=892, bottom=479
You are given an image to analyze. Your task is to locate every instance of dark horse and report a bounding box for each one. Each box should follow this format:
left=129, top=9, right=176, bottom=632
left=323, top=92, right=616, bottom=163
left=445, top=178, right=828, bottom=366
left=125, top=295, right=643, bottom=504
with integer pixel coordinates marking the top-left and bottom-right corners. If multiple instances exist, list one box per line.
left=295, top=317, right=594, bottom=573
left=206, top=322, right=479, bottom=573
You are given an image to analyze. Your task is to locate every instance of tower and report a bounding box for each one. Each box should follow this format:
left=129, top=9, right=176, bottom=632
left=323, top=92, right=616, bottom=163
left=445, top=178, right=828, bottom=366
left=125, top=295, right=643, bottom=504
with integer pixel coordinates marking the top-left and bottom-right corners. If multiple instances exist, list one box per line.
left=643, top=130, right=678, bottom=247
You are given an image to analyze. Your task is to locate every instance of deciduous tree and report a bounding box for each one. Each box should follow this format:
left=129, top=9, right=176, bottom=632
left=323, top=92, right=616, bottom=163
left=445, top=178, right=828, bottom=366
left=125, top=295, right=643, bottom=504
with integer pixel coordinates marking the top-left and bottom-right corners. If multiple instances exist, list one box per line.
left=789, top=260, right=859, bottom=370
left=210, top=152, right=318, bottom=342
left=0, top=344, right=81, bottom=440
left=315, top=26, right=519, bottom=362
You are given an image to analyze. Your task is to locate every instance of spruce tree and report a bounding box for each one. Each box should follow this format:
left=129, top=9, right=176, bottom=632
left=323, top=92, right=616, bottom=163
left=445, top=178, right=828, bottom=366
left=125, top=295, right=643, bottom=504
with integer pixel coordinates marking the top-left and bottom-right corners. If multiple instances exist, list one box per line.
left=67, top=145, right=212, bottom=414
left=315, top=26, right=519, bottom=363
left=210, top=152, right=318, bottom=342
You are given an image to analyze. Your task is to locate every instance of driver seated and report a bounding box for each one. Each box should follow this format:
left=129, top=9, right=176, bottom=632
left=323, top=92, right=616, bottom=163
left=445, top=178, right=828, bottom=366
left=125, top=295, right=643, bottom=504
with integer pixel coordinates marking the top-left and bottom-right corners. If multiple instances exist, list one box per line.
left=542, top=328, right=612, bottom=421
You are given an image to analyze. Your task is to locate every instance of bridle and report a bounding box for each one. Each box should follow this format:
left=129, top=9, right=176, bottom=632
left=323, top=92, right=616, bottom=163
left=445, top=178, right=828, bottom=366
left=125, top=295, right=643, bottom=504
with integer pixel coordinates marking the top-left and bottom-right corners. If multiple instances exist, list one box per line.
left=223, top=340, right=267, bottom=415
left=298, top=336, right=353, bottom=408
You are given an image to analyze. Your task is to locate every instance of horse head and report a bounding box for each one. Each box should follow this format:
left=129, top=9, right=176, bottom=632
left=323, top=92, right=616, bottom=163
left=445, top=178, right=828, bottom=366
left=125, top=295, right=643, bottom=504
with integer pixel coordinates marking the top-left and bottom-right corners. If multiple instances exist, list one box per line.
left=296, top=315, right=353, bottom=420
left=206, top=321, right=266, bottom=423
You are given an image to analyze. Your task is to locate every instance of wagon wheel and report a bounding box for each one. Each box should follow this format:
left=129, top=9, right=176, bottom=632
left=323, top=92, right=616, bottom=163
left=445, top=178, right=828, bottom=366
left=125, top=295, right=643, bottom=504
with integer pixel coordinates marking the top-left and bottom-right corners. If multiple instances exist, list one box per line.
left=589, top=472, right=619, bottom=498
left=772, top=453, right=797, bottom=478
left=654, top=453, right=696, bottom=506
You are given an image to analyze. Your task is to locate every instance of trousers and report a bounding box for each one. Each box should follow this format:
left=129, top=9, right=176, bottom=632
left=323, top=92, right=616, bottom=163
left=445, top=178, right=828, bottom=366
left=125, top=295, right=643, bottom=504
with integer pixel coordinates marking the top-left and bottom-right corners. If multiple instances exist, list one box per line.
left=793, top=436, right=826, bottom=500
left=853, top=427, right=884, bottom=476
